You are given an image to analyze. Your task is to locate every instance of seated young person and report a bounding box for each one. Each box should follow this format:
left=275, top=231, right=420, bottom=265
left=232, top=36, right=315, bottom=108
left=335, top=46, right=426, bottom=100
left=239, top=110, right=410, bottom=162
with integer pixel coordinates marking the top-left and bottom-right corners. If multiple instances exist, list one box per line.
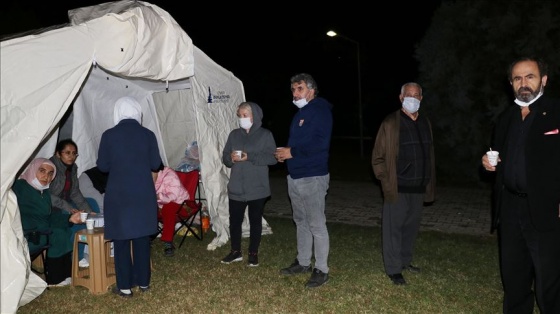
left=49, top=139, right=96, bottom=267
left=154, top=166, right=190, bottom=257
left=13, top=158, right=82, bottom=286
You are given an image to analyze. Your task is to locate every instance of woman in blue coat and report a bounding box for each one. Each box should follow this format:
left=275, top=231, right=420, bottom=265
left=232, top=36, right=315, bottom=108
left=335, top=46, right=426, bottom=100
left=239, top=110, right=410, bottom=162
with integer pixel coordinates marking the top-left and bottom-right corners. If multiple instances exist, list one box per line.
left=97, top=96, right=162, bottom=297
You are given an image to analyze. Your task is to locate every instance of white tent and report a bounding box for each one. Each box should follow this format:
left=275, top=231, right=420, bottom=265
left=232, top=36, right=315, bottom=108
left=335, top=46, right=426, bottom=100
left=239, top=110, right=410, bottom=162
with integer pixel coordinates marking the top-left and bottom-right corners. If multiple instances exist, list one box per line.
left=0, top=1, right=271, bottom=312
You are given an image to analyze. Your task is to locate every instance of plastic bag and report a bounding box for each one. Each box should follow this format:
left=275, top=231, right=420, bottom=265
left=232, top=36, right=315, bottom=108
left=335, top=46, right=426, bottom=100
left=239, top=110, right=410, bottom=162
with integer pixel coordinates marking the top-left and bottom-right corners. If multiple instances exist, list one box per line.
left=176, top=141, right=200, bottom=172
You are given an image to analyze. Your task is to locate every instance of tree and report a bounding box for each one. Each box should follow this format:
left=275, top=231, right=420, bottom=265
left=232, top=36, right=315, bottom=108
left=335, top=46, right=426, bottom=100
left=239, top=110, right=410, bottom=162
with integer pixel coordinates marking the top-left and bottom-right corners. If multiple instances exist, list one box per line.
left=416, top=0, right=560, bottom=185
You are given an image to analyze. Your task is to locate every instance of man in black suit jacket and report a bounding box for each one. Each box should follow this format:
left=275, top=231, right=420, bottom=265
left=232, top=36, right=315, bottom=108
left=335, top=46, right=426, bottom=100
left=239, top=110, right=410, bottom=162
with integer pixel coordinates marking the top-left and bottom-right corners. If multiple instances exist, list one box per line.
left=482, top=56, right=560, bottom=314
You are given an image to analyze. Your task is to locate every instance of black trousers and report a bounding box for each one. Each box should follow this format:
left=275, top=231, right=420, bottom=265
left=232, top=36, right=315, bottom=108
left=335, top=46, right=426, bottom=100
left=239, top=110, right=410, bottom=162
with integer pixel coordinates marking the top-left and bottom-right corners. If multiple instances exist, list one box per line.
left=46, top=251, right=72, bottom=285
left=498, top=192, right=560, bottom=314
left=228, top=198, right=267, bottom=253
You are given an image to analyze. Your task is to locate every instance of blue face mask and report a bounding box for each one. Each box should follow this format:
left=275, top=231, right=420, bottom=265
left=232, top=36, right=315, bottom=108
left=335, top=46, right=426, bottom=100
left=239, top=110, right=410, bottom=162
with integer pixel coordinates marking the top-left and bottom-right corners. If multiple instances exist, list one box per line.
left=402, top=97, right=420, bottom=113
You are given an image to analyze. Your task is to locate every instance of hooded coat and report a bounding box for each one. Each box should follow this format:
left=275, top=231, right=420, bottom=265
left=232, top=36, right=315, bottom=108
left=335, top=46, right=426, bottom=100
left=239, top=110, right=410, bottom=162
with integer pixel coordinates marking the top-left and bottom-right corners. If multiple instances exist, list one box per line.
left=222, top=102, right=277, bottom=201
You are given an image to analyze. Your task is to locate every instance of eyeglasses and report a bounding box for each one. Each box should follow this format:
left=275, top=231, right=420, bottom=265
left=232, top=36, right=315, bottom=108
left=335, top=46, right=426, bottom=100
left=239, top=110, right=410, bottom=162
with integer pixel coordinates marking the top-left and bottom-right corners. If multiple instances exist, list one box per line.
left=61, top=151, right=79, bottom=157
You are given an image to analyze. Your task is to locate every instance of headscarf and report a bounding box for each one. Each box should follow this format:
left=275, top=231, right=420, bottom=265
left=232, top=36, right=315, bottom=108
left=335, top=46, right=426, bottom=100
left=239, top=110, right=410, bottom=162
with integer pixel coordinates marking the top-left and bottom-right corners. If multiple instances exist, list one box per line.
left=19, top=158, right=56, bottom=191
left=113, top=96, right=142, bottom=125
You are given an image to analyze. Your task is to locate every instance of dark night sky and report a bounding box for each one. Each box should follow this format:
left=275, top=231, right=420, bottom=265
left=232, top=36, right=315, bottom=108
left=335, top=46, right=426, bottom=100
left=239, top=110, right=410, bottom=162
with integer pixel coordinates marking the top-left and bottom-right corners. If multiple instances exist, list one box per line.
left=1, top=1, right=442, bottom=143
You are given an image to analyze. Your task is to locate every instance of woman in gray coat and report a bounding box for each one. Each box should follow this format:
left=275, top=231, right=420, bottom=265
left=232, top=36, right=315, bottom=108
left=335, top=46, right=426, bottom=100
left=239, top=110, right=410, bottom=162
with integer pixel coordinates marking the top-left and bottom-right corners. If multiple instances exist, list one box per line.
left=220, top=102, right=277, bottom=267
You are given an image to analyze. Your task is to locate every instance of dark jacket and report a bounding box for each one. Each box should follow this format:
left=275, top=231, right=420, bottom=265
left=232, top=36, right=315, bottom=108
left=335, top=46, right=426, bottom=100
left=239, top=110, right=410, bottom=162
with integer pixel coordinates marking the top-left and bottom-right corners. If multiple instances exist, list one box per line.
left=97, top=119, right=162, bottom=240
left=222, top=102, right=277, bottom=201
left=49, top=156, right=93, bottom=214
left=491, top=96, right=560, bottom=231
left=372, top=109, right=436, bottom=203
left=286, top=97, right=333, bottom=179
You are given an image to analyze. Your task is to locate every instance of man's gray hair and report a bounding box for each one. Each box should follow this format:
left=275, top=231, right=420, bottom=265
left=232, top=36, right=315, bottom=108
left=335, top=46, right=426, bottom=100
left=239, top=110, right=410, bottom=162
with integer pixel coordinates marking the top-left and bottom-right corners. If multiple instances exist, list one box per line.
left=290, top=73, right=319, bottom=95
left=400, top=82, right=422, bottom=96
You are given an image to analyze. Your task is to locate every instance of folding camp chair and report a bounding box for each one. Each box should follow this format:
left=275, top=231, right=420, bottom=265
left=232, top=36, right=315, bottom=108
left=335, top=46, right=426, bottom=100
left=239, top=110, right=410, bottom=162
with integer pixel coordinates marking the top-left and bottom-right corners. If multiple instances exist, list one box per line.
left=26, top=228, right=52, bottom=277
left=157, top=170, right=204, bottom=249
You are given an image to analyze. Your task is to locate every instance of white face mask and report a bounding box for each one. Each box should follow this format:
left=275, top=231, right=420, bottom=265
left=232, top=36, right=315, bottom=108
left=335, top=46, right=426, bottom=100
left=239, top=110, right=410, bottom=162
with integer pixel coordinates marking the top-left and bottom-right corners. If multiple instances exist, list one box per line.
left=239, top=117, right=253, bottom=130
left=32, top=177, right=49, bottom=191
left=293, top=98, right=308, bottom=109
left=514, top=90, right=543, bottom=107
left=402, top=97, right=421, bottom=113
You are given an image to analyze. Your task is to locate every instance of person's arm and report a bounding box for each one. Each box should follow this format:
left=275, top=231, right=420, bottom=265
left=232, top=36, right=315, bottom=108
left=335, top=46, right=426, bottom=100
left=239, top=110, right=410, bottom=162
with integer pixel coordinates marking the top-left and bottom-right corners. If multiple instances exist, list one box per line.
left=222, top=132, right=236, bottom=167
left=50, top=190, right=75, bottom=214
left=372, top=123, right=388, bottom=184
left=69, top=169, right=93, bottom=214
left=247, top=130, right=278, bottom=166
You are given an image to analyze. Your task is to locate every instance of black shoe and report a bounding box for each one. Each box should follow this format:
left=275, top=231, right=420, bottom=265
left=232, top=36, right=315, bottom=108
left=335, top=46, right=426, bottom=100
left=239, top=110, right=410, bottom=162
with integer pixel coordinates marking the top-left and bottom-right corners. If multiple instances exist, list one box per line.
left=280, top=259, right=312, bottom=275
left=388, top=273, right=407, bottom=285
left=139, top=286, right=150, bottom=293
left=112, top=286, right=133, bottom=298
left=248, top=252, right=259, bottom=267
left=306, top=268, right=329, bottom=288
left=403, top=264, right=421, bottom=273
left=163, top=242, right=175, bottom=257
left=221, top=250, right=243, bottom=264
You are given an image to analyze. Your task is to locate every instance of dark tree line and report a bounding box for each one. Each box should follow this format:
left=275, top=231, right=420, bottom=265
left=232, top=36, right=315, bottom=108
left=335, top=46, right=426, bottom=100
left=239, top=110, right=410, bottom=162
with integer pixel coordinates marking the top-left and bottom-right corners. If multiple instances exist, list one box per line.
left=416, top=0, right=560, bottom=185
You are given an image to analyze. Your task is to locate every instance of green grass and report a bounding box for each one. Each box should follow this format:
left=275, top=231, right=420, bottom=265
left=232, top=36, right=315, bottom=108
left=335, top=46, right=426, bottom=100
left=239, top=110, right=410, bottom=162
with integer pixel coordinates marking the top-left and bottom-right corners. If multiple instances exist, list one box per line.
left=18, top=216, right=502, bottom=314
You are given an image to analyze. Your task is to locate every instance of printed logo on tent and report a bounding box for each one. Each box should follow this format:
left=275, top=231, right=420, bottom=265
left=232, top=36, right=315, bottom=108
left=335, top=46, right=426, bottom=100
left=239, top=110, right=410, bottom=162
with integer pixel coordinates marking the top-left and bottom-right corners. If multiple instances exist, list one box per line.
left=207, top=86, right=231, bottom=104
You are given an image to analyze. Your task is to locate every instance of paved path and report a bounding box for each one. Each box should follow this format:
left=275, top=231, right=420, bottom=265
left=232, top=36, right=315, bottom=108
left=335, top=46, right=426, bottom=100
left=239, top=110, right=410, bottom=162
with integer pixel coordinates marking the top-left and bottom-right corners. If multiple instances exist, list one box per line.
left=265, top=176, right=495, bottom=237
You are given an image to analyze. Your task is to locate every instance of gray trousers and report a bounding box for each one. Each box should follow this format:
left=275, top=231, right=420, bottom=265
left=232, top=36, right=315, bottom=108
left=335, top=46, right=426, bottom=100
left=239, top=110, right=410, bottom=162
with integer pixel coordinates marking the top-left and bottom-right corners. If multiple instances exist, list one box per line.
left=287, top=174, right=330, bottom=273
left=382, top=192, right=424, bottom=275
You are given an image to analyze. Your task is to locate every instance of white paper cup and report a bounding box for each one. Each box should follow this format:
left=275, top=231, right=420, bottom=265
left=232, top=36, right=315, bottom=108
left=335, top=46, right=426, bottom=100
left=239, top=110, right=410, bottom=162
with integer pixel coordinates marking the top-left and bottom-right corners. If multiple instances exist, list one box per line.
left=234, top=150, right=242, bottom=158
left=486, top=151, right=499, bottom=166
left=80, top=212, right=88, bottom=222
left=86, top=219, right=95, bottom=230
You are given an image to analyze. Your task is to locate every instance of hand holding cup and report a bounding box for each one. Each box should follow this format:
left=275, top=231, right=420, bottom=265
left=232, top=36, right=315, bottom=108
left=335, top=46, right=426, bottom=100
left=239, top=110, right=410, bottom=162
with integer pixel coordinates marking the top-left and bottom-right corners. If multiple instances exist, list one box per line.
left=486, top=150, right=499, bottom=167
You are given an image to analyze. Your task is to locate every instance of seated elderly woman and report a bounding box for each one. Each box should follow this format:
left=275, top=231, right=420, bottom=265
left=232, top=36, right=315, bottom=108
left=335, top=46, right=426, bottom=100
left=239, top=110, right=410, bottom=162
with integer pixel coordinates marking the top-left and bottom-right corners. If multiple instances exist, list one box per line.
left=154, top=166, right=190, bottom=257
left=12, top=158, right=82, bottom=286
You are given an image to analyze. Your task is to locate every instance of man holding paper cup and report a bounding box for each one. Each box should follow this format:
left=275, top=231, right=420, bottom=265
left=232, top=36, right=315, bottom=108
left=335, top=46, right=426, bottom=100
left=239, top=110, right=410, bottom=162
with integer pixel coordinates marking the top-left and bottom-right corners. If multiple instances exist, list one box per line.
left=482, top=56, right=560, bottom=314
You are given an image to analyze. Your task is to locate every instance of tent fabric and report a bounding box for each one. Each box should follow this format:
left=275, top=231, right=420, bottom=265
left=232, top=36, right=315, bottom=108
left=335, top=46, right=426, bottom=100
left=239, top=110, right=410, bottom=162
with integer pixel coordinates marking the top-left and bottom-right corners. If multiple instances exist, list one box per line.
left=1, top=1, right=269, bottom=312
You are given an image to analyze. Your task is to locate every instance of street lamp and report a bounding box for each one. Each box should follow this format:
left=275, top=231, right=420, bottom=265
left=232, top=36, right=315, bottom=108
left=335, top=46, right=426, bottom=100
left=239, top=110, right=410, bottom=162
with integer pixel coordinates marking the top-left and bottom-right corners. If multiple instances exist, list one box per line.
left=326, top=30, right=364, bottom=158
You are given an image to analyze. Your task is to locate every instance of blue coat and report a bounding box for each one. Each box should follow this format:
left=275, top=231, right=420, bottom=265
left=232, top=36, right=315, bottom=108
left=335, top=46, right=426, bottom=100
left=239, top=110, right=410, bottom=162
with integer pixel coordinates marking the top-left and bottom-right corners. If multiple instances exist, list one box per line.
left=97, top=119, right=162, bottom=240
left=286, top=97, right=333, bottom=179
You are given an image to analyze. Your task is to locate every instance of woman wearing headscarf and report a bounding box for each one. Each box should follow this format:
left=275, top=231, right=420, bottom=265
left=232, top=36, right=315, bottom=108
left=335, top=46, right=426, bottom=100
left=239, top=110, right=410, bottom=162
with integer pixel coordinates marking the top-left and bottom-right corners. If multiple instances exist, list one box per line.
left=12, top=158, right=82, bottom=286
left=221, top=102, right=277, bottom=267
left=97, top=97, right=162, bottom=297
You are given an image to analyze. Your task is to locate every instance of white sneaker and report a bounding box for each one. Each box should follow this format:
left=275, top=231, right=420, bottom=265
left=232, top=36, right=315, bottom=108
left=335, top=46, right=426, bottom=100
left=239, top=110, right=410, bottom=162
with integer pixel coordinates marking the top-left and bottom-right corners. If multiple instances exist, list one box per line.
left=51, top=277, right=72, bottom=287
left=79, top=258, right=89, bottom=268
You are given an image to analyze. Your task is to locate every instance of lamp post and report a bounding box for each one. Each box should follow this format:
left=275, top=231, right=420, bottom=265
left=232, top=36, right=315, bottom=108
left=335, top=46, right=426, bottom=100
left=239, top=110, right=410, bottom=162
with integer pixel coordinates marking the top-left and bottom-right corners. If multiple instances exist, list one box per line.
left=327, top=30, right=364, bottom=158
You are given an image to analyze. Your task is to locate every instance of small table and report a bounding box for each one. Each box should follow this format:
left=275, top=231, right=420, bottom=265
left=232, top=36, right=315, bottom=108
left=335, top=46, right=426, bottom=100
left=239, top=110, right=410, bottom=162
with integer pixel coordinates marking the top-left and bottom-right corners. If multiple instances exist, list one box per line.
left=71, top=227, right=115, bottom=294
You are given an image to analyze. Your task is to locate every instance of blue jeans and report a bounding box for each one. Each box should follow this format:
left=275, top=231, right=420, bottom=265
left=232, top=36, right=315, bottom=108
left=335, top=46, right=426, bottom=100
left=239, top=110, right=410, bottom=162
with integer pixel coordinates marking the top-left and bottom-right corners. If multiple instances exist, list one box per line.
left=70, top=198, right=101, bottom=260
left=287, top=174, right=330, bottom=273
